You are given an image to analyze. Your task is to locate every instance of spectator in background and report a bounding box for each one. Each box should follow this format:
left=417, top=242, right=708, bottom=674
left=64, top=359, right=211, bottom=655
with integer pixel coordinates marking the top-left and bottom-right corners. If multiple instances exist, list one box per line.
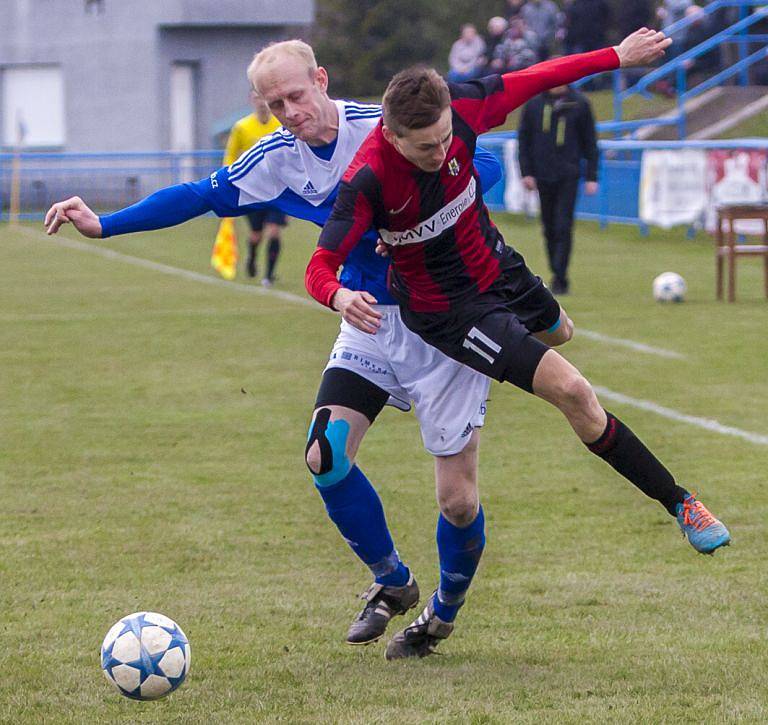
left=617, top=0, right=655, bottom=84
left=223, top=91, right=287, bottom=283
left=448, top=24, right=487, bottom=82
left=505, top=0, right=527, bottom=23
left=707, top=0, right=740, bottom=70
left=521, top=0, right=560, bottom=59
left=617, top=0, right=654, bottom=39
left=657, top=0, right=693, bottom=51
left=484, top=16, right=509, bottom=73
left=564, top=0, right=612, bottom=87
left=658, top=0, right=693, bottom=30
left=682, top=5, right=720, bottom=81
left=518, top=80, right=599, bottom=295
left=564, top=0, right=612, bottom=54
left=491, top=17, right=539, bottom=72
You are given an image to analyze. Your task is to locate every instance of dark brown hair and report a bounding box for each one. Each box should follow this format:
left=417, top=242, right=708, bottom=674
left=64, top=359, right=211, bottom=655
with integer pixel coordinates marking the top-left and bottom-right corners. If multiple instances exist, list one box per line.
left=382, top=66, right=450, bottom=136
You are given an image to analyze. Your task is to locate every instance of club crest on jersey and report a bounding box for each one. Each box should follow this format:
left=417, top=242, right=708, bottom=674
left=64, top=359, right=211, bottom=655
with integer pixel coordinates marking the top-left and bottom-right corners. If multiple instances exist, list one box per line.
left=448, top=158, right=460, bottom=176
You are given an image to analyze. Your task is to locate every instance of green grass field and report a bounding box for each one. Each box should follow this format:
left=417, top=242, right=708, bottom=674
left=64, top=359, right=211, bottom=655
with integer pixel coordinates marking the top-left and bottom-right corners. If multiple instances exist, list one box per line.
left=1, top=213, right=767, bottom=724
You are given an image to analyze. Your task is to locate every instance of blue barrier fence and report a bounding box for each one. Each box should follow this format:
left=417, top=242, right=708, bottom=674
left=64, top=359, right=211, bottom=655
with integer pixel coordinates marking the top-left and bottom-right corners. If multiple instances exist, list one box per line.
left=0, top=150, right=221, bottom=221
left=3, top=138, right=768, bottom=227
left=479, top=134, right=768, bottom=228
left=571, top=2, right=768, bottom=139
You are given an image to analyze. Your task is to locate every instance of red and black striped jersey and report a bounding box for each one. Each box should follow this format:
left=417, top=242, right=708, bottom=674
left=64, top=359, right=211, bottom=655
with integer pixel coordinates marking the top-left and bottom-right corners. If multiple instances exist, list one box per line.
left=306, top=48, right=619, bottom=313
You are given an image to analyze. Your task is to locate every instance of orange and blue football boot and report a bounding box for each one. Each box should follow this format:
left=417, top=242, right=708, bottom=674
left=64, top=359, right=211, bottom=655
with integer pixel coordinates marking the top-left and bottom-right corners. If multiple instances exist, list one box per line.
left=676, top=493, right=731, bottom=555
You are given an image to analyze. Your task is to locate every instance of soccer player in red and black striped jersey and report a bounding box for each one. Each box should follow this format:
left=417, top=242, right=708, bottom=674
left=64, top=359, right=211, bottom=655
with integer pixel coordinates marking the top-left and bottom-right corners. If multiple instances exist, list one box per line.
left=306, top=29, right=731, bottom=659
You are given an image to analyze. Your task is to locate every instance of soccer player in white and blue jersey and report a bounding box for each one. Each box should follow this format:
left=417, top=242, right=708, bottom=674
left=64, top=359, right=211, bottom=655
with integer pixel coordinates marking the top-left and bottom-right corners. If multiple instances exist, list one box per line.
left=45, top=40, right=503, bottom=652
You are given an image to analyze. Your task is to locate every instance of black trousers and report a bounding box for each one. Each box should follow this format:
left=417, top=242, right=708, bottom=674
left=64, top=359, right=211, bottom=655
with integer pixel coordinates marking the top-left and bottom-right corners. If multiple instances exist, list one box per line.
left=537, top=177, right=580, bottom=283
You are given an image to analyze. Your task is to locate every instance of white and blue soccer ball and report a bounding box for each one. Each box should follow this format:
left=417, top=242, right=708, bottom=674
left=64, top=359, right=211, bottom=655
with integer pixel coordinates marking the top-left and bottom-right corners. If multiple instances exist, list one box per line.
left=653, top=272, right=687, bottom=303
left=101, top=612, right=191, bottom=700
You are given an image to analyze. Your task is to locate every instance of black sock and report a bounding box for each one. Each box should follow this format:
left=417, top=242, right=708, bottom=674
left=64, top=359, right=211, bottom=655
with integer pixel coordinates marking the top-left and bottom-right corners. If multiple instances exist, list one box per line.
left=246, top=241, right=259, bottom=275
left=266, top=237, right=280, bottom=280
left=586, top=411, right=688, bottom=516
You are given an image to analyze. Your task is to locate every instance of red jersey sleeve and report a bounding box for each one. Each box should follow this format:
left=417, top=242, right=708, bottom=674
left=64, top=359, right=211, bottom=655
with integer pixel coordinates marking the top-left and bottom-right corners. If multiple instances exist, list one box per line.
left=305, top=172, right=376, bottom=308
left=451, top=47, right=620, bottom=134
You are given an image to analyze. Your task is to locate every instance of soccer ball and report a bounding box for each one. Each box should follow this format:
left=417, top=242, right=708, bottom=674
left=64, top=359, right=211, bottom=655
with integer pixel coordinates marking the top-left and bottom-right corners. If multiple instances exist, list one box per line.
left=100, top=612, right=191, bottom=700
left=652, top=272, right=687, bottom=303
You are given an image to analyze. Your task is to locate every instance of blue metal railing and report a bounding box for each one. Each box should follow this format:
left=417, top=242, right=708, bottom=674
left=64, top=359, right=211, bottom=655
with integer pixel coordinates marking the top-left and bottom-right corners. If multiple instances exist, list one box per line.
left=4, top=139, right=768, bottom=231
left=629, top=6, right=767, bottom=93
left=478, top=134, right=768, bottom=230
left=0, top=150, right=222, bottom=221
left=573, top=1, right=768, bottom=139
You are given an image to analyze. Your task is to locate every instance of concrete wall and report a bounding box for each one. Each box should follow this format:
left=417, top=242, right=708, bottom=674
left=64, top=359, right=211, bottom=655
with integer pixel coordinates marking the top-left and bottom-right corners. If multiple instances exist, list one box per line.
left=0, top=0, right=314, bottom=151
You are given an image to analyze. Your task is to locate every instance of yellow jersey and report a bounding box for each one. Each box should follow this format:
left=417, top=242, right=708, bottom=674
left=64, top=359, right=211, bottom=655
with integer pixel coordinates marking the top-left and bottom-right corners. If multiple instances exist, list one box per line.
left=223, top=113, right=282, bottom=166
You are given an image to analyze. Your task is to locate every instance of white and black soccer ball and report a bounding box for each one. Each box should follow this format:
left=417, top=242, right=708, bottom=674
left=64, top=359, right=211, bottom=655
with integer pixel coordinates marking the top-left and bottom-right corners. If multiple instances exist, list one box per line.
left=652, top=272, right=687, bottom=303
left=101, top=611, right=191, bottom=700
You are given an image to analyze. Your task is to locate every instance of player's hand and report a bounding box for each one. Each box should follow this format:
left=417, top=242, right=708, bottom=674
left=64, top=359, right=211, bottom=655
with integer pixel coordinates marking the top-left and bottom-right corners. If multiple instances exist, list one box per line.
left=375, top=239, right=391, bottom=257
left=614, top=28, right=672, bottom=68
left=44, top=196, right=102, bottom=238
left=522, top=176, right=537, bottom=192
left=585, top=181, right=598, bottom=196
left=332, top=288, right=382, bottom=334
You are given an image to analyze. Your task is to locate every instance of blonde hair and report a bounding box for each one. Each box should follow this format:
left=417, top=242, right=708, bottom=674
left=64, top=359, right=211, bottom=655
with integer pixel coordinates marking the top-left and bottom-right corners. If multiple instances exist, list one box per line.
left=247, top=40, right=318, bottom=91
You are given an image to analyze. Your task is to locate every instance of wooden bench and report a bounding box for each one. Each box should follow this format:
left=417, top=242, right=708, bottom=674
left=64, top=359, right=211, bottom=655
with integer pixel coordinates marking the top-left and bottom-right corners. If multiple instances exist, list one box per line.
left=715, top=203, right=768, bottom=302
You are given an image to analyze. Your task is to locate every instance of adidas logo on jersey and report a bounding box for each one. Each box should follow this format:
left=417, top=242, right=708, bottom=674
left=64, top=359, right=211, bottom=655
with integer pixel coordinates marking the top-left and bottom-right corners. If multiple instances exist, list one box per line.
left=302, top=179, right=318, bottom=195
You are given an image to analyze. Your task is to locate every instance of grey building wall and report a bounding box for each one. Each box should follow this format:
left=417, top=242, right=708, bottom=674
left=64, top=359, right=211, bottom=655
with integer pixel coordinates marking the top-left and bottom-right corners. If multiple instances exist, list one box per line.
left=157, top=26, right=278, bottom=153
left=0, top=0, right=315, bottom=152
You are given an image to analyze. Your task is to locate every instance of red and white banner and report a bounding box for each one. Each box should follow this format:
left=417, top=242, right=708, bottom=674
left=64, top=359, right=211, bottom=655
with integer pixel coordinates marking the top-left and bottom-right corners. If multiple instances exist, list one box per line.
left=639, top=147, right=768, bottom=232
left=704, top=149, right=768, bottom=234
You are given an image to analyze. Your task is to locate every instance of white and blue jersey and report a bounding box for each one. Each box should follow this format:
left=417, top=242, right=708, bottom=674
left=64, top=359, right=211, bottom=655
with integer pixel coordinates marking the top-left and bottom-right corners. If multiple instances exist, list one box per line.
left=99, top=100, right=502, bottom=304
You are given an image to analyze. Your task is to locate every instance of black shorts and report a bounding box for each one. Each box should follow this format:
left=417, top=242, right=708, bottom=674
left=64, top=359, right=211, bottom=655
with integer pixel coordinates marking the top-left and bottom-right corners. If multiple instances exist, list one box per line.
left=399, top=253, right=560, bottom=392
left=246, top=208, right=287, bottom=231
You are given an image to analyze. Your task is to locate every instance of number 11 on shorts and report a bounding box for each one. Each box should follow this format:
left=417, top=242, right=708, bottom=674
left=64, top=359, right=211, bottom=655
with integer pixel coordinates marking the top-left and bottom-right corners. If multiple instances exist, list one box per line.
left=462, top=327, right=501, bottom=365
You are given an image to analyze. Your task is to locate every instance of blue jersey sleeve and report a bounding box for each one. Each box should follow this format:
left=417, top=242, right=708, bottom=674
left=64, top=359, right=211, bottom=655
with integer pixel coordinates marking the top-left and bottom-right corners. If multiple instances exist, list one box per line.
left=99, top=167, right=268, bottom=238
left=99, top=148, right=501, bottom=239
left=474, top=144, right=503, bottom=193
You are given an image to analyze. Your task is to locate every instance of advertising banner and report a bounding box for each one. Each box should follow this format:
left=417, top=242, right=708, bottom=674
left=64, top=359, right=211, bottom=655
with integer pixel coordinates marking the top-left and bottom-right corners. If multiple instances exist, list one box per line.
left=639, top=149, right=708, bottom=228
left=705, top=149, right=768, bottom=235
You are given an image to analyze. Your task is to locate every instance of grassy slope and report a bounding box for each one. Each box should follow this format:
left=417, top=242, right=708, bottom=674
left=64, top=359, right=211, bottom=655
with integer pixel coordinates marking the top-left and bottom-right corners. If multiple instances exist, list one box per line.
left=492, top=89, right=678, bottom=134
left=1, top=216, right=766, bottom=723
left=716, top=109, right=768, bottom=140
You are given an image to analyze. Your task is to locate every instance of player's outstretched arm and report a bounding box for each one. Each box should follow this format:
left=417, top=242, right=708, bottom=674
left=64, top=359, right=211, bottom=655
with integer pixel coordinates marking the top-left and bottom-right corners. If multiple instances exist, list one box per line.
left=44, top=197, right=102, bottom=237
left=43, top=168, right=256, bottom=240
left=459, top=30, right=671, bottom=134
left=614, top=28, right=672, bottom=68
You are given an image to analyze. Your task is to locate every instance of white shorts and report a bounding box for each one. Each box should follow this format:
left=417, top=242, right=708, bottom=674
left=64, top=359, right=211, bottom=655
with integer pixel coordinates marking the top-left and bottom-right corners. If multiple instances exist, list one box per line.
left=323, top=306, right=491, bottom=456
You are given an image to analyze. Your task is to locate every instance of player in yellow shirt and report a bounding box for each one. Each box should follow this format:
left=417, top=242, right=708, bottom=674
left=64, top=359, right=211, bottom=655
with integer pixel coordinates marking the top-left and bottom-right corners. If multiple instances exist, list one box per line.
left=224, top=92, right=288, bottom=284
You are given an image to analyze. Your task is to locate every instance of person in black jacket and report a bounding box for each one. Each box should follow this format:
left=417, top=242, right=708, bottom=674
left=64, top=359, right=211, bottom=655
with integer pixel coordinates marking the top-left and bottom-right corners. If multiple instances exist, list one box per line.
left=564, top=0, right=611, bottom=54
left=618, top=0, right=654, bottom=39
left=518, top=82, right=598, bottom=294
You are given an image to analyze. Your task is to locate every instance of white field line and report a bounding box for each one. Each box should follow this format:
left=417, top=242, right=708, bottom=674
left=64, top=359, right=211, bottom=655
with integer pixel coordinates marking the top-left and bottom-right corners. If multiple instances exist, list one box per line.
left=19, top=228, right=685, bottom=358
left=594, top=386, right=768, bottom=447
left=18, top=227, right=768, bottom=446
left=15, top=226, right=329, bottom=312
left=577, top=329, right=685, bottom=360
left=0, top=308, right=282, bottom=322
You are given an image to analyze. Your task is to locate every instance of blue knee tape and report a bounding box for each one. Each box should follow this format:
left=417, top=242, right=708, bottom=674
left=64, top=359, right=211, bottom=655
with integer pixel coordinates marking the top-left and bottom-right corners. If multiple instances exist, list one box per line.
left=306, top=409, right=352, bottom=487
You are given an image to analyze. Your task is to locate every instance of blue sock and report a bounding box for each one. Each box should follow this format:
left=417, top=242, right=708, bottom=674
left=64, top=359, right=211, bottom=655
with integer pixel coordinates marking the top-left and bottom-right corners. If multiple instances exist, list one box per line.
left=315, top=465, right=409, bottom=587
left=433, top=506, right=486, bottom=623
